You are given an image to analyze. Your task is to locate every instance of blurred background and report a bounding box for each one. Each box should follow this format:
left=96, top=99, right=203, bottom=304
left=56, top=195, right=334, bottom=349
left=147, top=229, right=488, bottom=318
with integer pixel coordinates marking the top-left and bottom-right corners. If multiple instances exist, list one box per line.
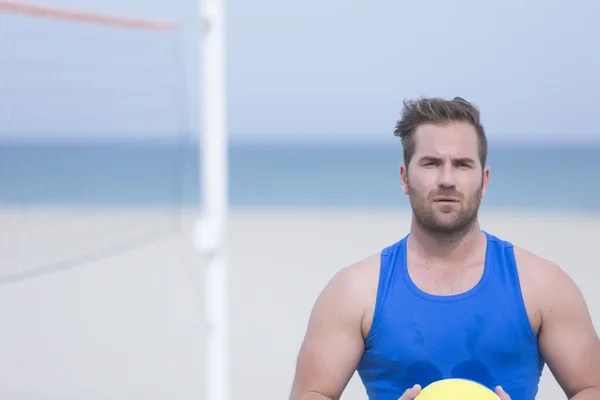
left=0, top=0, right=599, bottom=398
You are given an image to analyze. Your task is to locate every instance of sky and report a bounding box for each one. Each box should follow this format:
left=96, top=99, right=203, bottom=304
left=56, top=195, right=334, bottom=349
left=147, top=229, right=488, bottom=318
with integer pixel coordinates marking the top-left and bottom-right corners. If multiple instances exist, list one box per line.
left=1, top=0, right=599, bottom=145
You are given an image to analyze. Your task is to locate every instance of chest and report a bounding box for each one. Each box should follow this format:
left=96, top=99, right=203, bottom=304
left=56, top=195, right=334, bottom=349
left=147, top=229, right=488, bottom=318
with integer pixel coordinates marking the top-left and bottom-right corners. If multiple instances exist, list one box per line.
left=361, top=268, right=541, bottom=340
left=403, top=263, right=541, bottom=336
left=361, top=298, right=541, bottom=390
left=407, top=262, right=485, bottom=296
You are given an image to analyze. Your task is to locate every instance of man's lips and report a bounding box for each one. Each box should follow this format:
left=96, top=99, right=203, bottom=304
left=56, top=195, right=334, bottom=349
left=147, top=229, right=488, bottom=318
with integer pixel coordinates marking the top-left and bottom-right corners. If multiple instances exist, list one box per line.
left=433, top=197, right=460, bottom=202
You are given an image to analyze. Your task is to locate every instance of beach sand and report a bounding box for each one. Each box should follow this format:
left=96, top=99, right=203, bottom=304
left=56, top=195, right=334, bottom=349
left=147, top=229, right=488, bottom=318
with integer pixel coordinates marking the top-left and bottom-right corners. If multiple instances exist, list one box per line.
left=0, top=207, right=597, bottom=399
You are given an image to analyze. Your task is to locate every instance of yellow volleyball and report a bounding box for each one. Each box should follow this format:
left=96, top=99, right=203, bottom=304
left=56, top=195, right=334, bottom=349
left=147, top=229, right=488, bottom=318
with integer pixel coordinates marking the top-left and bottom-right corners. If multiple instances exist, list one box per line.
left=415, top=378, right=499, bottom=400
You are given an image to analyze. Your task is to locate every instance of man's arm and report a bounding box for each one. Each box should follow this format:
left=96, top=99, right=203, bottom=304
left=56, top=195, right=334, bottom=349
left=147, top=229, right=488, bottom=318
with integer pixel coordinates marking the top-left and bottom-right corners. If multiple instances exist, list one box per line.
left=289, top=261, right=372, bottom=400
left=535, top=258, right=600, bottom=399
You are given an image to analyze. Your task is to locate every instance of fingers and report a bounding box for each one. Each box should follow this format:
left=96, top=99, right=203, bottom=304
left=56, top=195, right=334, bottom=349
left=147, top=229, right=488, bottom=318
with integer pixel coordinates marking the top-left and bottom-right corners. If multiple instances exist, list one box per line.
left=398, top=384, right=422, bottom=400
left=495, top=386, right=511, bottom=400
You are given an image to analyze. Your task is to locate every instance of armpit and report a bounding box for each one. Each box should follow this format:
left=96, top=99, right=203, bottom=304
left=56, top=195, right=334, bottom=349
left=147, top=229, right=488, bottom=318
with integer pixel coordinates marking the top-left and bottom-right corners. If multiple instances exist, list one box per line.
left=513, top=246, right=552, bottom=336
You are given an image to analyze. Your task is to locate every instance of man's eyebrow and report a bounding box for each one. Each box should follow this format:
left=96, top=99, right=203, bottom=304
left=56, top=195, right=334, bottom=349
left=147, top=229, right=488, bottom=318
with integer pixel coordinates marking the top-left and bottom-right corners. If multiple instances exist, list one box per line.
left=453, top=157, right=476, bottom=164
left=418, top=156, right=442, bottom=162
left=417, top=156, right=476, bottom=164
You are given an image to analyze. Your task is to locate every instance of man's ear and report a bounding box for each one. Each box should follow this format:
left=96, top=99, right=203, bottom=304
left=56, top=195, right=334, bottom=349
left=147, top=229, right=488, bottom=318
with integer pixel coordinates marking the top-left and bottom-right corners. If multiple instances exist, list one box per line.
left=481, top=165, right=490, bottom=198
left=400, top=163, right=409, bottom=195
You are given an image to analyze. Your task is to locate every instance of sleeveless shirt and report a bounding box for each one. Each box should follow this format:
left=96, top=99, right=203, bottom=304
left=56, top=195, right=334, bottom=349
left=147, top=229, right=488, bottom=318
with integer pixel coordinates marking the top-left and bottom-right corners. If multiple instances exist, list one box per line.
left=356, top=231, right=544, bottom=400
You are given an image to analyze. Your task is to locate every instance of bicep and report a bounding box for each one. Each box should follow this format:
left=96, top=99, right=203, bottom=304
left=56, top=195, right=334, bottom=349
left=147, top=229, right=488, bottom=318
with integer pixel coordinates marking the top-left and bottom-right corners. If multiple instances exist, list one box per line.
left=539, top=269, right=600, bottom=397
left=290, top=269, right=367, bottom=400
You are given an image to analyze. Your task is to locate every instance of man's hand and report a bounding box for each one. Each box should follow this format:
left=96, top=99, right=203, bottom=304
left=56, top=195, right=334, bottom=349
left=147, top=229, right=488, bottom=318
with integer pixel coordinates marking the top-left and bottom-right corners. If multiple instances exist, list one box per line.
left=398, top=384, right=422, bottom=400
left=495, top=386, right=511, bottom=400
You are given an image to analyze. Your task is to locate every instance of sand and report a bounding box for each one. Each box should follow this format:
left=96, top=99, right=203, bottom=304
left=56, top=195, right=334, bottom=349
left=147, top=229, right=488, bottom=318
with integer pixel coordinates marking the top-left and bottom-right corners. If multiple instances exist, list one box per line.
left=0, top=207, right=598, bottom=399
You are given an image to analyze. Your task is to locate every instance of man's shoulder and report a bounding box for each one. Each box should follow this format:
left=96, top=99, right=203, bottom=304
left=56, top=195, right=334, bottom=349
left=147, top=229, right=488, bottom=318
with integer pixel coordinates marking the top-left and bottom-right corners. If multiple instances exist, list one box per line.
left=484, top=230, right=565, bottom=282
left=512, top=245, right=568, bottom=285
left=317, top=252, right=381, bottom=309
left=511, top=245, right=581, bottom=313
left=331, top=252, right=381, bottom=293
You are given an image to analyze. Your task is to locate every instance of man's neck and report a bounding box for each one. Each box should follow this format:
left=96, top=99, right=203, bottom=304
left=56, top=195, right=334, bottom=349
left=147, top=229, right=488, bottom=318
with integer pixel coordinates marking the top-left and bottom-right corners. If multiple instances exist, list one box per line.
left=407, top=218, right=485, bottom=265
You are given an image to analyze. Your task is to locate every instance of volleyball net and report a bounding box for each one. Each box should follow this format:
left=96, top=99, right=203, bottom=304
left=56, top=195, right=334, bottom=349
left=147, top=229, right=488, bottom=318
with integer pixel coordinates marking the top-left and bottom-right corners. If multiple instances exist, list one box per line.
left=0, top=1, right=192, bottom=283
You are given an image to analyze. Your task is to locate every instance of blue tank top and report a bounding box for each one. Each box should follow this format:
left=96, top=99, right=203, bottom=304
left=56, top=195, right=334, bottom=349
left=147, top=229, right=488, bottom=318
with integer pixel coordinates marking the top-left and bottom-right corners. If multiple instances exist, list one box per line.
left=356, top=231, right=544, bottom=400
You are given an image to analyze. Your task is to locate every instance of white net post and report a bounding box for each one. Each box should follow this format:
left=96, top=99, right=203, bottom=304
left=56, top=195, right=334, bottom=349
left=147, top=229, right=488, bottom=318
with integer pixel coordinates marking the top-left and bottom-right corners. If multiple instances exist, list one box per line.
left=195, top=0, right=229, bottom=399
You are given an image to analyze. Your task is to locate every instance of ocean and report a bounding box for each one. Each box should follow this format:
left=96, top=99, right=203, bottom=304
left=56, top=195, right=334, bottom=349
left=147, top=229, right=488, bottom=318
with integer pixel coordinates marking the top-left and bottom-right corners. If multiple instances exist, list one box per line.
left=1, top=141, right=599, bottom=210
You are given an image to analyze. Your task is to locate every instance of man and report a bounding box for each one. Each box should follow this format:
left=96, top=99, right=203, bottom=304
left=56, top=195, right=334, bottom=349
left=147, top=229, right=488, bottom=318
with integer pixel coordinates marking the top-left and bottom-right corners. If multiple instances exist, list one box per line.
left=288, top=97, right=600, bottom=400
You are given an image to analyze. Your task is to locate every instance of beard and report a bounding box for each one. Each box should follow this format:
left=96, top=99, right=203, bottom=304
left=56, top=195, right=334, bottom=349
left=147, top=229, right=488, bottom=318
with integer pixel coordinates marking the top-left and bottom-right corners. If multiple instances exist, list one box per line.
left=407, top=181, right=483, bottom=237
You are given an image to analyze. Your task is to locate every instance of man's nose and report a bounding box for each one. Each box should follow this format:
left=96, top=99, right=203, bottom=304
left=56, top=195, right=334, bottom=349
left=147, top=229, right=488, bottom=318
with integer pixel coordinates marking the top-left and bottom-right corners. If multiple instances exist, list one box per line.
left=438, top=164, right=457, bottom=187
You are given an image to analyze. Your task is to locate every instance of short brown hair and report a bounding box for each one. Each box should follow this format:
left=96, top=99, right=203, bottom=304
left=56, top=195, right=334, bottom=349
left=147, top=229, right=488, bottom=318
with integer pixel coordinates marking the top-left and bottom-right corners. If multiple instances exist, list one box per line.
left=393, top=96, right=487, bottom=168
